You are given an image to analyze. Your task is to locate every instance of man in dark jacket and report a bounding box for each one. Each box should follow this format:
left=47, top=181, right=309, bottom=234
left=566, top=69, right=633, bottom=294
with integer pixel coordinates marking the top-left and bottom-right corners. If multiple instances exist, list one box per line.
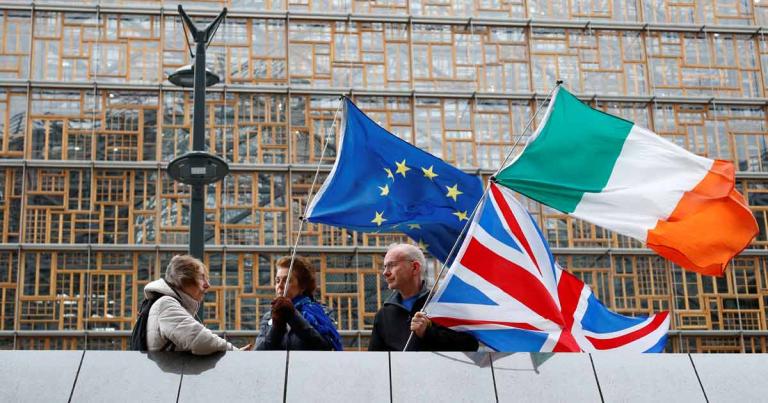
left=368, top=244, right=479, bottom=351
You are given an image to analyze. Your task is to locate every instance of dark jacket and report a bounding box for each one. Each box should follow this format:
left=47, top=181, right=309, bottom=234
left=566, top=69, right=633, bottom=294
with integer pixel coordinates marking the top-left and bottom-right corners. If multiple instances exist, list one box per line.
left=255, top=297, right=339, bottom=351
left=368, top=282, right=479, bottom=351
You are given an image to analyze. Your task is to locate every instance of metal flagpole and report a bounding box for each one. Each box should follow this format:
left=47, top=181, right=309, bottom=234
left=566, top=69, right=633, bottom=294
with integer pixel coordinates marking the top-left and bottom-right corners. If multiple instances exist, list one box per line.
left=402, top=81, right=563, bottom=351
left=731, top=264, right=747, bottom=352
left=283, top=97, right=344, bottom=297
left=670, top=263, right=685, bottom=352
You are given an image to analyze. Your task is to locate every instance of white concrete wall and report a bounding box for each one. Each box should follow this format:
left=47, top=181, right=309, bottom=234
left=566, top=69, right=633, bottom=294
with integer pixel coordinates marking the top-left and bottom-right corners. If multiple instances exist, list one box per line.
left=2, top=351, right=764, bottom=402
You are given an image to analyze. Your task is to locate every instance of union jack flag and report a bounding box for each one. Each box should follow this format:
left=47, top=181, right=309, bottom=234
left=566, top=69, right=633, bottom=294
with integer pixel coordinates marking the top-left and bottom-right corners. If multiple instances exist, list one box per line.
left=427, top=183, right=670, bottom=352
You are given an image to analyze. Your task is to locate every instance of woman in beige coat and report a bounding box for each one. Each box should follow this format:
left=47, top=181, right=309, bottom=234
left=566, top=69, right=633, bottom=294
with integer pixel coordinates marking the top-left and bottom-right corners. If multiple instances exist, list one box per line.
left=143, top=255, right=250, bottom=354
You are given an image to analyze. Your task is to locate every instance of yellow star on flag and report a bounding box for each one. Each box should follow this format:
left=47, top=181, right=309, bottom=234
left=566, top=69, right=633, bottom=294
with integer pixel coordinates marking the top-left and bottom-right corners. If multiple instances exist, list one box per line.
left=453, top=210, right=468, bottom=221
left=408, top=223, right=421, bottom=230
left=421, top=165, right=438, bottom=180
left=384, top=167, right=395, bottom=181
left=371, top=211, right=387, bottom=226
left=395, top=159, right=411, bottom=177
left=418, top=239, right=429, bottom=251
left=446, top=184, right=463, bottom=202
left=378, top=184, right=390, bottom=196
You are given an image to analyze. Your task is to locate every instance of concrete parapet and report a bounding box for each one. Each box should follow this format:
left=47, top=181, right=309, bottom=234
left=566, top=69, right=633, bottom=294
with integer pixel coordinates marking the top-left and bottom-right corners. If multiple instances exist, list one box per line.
left=3, top=351, right=766, bottom=402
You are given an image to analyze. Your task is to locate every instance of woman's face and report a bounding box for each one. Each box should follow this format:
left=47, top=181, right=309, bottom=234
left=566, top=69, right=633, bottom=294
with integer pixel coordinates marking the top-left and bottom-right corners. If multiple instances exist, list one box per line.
left=181, top=266, right=210, bottom=302
left=275, top=266, right=302, bottom=299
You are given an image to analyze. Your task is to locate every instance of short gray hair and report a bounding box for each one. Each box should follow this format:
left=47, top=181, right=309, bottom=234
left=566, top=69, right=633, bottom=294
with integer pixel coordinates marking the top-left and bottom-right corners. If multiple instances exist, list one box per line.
left=165, top=255, right=205, bottom=288
left=387, top=243, right=426, bottom=276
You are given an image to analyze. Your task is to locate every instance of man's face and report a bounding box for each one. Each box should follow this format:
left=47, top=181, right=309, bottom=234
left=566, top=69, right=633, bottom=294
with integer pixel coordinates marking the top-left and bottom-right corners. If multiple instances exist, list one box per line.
left=382, top=249, right=416, bottom=291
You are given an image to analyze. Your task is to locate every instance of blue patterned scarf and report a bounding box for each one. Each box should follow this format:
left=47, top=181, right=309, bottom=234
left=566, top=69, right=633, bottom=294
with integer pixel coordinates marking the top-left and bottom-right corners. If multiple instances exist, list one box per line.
left=293, top=295, right=344, bottom=351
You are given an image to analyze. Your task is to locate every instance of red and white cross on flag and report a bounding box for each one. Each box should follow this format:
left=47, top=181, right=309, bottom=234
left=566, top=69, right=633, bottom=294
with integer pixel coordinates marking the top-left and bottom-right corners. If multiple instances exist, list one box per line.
left=426, top=183, right=670, bottom=352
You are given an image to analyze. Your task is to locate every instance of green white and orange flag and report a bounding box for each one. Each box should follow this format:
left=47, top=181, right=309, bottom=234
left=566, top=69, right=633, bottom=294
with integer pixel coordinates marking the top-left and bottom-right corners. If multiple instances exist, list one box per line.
left=496, top=86, right=758, bottom=276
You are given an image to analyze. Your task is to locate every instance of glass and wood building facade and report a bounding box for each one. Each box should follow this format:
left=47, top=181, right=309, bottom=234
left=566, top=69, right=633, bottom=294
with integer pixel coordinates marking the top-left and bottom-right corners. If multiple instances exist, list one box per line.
left=1, top=0, right=767, bottom=352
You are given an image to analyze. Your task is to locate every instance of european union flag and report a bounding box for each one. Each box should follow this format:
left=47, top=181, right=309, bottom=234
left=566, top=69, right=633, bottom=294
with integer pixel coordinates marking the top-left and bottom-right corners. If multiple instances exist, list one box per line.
left=306, top=98, right=483, bottom=262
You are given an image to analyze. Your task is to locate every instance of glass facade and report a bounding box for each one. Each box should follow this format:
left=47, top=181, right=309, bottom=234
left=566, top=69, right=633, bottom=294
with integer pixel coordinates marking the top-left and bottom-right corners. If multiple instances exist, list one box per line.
left=1, top=1, right=767, bottom=352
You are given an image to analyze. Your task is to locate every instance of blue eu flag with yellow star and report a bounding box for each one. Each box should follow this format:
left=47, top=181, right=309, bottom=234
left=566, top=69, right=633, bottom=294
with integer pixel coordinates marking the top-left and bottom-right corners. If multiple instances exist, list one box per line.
left=305, top=98, right=483, bottom=262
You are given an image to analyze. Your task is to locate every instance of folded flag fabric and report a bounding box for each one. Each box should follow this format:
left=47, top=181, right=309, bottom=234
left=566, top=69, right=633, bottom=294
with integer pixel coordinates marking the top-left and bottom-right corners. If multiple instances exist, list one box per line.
left=496, top=86, right=758, bottom=276
left=305, top=98, right=483, bottom=262
left=427, top=182, right=670, bottom=352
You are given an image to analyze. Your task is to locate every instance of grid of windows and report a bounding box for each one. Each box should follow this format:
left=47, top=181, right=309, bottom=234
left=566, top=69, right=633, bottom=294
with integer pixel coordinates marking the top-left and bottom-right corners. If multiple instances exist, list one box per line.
left=1, top=2, right=768, bottom=351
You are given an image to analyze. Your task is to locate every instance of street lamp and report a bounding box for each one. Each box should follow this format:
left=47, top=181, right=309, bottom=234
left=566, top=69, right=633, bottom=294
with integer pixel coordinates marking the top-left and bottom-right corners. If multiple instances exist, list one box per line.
left=167, top=5, right=228, bottom=261
left=168, top=65, right=220, bottom=88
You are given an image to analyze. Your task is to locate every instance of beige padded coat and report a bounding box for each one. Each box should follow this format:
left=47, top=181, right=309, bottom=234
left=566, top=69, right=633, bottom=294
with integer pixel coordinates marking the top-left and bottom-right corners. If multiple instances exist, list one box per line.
left=144, top=279, right=234, bottom=354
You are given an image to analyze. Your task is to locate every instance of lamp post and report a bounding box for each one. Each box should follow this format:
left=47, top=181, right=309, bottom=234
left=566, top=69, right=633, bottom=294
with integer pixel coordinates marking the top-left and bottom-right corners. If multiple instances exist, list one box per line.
left=167, top=5, right=228, bottom=262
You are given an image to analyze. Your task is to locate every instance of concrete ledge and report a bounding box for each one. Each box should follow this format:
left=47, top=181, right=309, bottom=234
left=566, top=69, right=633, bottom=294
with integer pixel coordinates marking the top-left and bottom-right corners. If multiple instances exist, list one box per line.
left=2, top=351, right=757, bottom=402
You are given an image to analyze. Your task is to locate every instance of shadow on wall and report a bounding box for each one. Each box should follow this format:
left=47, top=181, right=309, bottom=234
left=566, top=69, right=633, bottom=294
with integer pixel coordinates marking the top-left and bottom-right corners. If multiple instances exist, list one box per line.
left=146, top=351, right=225, bottom=375
left=146, top=349, right=552, bottom=374
left=434, top=351, right=553, bottom=372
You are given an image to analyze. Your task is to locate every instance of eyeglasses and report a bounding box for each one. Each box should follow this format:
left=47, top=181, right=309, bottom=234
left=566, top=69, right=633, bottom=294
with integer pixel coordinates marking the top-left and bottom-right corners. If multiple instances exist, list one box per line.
left=382, top=260, right=413, bottom=272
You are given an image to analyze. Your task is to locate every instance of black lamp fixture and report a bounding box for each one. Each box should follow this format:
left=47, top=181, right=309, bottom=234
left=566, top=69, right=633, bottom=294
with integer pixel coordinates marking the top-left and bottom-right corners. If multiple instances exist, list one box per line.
left=167, top=4, right=228, bottom=261
left=166, top=5, right=225, bottom=89
left=168, top=64, right=220, bottom=88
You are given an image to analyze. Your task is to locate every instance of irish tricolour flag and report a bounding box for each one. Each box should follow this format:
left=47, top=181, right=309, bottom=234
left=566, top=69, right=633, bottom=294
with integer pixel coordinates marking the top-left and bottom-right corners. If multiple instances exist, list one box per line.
left=496, top=86, right=758, bottom=276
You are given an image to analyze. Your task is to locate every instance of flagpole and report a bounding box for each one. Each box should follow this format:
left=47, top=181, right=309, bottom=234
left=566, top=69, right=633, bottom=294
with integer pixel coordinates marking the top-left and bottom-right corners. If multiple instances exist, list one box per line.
left=400, top=189, right=489, bottom=351
left=283, top=97, right=344, bottom=298
left=402, top=81, right=563, bottom=351
left=492, top=80, right=563, bottom=177
left=730, top=264, right=746, bottom=353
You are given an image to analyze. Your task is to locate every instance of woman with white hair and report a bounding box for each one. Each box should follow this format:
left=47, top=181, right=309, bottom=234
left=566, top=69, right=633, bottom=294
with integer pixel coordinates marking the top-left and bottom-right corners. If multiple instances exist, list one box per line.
left=143, top=254, right=250, bottom=354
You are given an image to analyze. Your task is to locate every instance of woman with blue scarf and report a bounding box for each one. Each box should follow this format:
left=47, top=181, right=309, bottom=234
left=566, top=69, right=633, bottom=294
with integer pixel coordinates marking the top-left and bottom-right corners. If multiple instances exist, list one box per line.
left=255, top=256, right=343, bottom=351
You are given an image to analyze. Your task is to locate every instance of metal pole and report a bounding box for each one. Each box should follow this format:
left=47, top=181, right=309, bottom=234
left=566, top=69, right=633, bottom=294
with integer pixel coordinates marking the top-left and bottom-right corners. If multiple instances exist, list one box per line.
left=171, top=5, right=228, bottom=322
left=189, top=36, right=207, bottom=260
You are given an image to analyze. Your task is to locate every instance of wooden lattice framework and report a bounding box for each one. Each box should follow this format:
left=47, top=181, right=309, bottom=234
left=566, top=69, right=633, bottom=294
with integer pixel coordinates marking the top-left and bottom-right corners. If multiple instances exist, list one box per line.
left=0, top=2, right=767, bottom=351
